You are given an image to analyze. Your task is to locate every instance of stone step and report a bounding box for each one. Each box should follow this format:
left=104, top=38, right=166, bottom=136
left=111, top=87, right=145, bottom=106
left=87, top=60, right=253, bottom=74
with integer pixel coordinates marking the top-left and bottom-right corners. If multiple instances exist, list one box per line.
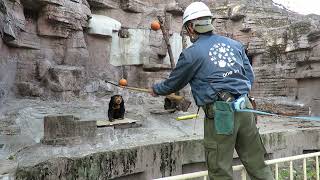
left=296, top=57, right=320, bottom=65
left=0, top=126, right=21, bottom=135
left=53, top=65, right=84, bottom=71
left=165, top=4, right=183, bottom=15
left=256, top=98, right=309, bottom=116
left=88, top=0, right=119, bottom=9
left=308, top=57, right=320, bottom=62
left=296, top=57, right=320, bottom=79
left=142, top=64, right=171, bottom=72
left=0, top=116, right=21, bottom=136
left=0, top=160, right=17, bottom=176
left=307, top=30, right=320, bottom=42
left=120, top=0, right=145, bottom=13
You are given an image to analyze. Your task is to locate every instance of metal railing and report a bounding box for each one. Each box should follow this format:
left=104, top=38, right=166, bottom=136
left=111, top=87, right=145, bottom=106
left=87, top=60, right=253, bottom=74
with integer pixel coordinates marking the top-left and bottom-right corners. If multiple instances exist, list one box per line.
left=154, top=152, right=320, bottom=180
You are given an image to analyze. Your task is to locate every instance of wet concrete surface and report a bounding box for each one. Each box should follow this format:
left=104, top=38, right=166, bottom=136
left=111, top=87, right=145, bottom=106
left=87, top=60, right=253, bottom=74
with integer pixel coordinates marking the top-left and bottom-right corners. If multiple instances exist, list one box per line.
left=1, top=92, right=320, bottom=170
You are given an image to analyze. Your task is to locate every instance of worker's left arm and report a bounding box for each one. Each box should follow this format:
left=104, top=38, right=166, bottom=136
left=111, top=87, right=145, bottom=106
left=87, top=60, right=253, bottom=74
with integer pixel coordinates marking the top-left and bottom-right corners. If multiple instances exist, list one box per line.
left=241, top=47, right=255, bottom=87
left=152, top=52, right=200, bottom=95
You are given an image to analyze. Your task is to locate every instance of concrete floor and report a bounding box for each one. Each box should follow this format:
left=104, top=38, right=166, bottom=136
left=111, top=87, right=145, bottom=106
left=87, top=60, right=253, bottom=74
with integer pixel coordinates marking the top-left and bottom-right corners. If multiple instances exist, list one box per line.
left=1, top=93, right=320, bottom=179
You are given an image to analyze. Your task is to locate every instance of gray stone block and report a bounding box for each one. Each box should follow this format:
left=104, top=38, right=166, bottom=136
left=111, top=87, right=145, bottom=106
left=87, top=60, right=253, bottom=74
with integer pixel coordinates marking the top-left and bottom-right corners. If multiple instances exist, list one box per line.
left=120, top=0, right=145, bottom=13
left=41, top=115, right=97, bottom=145
left=88, top=0, right=119, bottom=8
left=43, top=115, right=76, bottom=139
left=165, top=4, right=183, bottom=16
left=74, top=120, right=96, bottom=138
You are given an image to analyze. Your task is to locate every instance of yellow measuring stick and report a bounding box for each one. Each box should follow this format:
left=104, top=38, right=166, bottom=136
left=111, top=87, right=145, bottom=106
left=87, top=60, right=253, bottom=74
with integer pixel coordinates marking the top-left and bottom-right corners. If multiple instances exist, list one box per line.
left=176, top=114, right=199, bottom=121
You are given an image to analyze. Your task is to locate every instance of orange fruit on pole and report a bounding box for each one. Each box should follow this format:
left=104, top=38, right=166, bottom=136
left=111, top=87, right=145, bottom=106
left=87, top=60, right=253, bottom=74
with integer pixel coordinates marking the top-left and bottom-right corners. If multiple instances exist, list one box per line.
left=119, top=78, right=128, bottom=86
left=151, top=21, right=161, bottom=31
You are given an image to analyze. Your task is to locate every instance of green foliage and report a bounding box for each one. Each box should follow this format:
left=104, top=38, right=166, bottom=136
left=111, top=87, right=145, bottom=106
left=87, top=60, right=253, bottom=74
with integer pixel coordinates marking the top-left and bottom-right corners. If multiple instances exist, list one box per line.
left=7, top=155, right=15, bottom=160
left=276, top=158, right=319, bottom=180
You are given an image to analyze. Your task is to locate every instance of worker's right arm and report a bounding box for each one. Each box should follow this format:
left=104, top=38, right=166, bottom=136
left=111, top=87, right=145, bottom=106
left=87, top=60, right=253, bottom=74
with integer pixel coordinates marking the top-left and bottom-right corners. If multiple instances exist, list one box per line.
left=152, top=51, right=201, bottom=95
left=241, top=47, right=255, bottom=87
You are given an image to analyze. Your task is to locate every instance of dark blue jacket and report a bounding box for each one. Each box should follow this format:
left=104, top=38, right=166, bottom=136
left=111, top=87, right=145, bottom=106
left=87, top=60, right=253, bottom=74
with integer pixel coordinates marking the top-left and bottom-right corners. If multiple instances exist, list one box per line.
left=153, top=33, right=254, bottom=106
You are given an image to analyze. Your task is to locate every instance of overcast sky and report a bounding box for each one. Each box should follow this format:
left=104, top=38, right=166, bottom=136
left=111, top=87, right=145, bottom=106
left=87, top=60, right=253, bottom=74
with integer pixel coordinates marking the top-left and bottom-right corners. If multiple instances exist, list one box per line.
left=273, top=0, right=320, bottom=15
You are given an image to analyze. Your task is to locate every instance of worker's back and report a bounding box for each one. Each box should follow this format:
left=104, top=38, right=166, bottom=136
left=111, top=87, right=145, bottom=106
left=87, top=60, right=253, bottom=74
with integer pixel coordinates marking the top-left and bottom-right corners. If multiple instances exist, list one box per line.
left=183, top=33, right=254, bottom=106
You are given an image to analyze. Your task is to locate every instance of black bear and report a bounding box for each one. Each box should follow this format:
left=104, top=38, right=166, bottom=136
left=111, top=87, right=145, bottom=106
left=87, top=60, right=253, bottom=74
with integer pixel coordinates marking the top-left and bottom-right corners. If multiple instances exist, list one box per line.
left=108, top=95, right=125, bottom=122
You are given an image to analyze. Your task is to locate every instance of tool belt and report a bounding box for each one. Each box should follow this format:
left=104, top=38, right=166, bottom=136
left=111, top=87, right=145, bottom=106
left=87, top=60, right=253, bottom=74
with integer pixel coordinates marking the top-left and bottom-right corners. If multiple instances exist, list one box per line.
left=248, top=96, right=258, bottom=123
left=203, top=92, right=243, bottom=116
left=203, top=92, right=245, bottom=135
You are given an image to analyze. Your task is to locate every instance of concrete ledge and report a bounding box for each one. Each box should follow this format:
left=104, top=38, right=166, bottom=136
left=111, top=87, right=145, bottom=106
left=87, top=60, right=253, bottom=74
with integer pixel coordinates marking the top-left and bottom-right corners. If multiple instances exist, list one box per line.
left=14, top=128, right=320, bottom=179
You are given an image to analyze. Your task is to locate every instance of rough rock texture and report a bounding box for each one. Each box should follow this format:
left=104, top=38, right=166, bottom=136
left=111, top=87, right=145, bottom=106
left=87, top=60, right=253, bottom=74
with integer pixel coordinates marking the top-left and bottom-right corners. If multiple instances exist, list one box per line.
left=0, top=0, right=91, bottom=101
left=1, top=0, right=320, bottom=179
left=0, top=0, right=319, bottom=114
left=15, top=142, right=182, bottom=180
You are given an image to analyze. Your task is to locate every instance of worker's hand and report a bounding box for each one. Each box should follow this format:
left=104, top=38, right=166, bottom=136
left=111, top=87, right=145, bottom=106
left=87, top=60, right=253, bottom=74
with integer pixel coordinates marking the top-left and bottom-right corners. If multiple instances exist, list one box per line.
left=166, top=93, right=184, bottom=101
left=149, top=88, right=159, bottom=97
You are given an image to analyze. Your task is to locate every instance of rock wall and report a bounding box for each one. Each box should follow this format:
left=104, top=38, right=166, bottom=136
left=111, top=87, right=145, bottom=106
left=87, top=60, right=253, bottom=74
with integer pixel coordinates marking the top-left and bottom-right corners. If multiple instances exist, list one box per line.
left=0, top=0, right=92, bottom=101
left=0, top=0, right=319, bottom=114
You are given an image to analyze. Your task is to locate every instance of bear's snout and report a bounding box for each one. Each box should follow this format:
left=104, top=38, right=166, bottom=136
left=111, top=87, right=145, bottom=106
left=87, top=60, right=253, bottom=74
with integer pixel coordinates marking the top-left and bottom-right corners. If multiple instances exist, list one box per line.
left=115, top=97, right=122, bottom=104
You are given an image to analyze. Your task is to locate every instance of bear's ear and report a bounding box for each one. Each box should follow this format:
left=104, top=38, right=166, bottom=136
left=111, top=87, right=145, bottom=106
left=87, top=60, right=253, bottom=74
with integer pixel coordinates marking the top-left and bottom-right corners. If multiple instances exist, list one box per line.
left=110, top=95, right=115, bottom=102
left=109, top=98, right=113, bottom=106
left=120, top=97, right=124, bottom=106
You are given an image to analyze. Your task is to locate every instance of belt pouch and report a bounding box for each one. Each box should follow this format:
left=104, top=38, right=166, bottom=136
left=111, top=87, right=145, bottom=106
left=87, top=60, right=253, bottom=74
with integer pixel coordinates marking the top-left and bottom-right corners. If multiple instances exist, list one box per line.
left=214, top=101, right=234, bottom=135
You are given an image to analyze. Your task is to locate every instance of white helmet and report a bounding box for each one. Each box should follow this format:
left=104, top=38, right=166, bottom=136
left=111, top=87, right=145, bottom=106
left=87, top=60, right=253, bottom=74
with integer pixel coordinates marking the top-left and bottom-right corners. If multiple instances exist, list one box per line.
left=183, top=2, right=213, bottom=25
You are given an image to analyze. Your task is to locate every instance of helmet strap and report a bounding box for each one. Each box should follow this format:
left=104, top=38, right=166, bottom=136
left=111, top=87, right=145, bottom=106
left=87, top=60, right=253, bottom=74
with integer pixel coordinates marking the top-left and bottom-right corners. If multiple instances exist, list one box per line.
left=185, top=23, right=199, bottom=43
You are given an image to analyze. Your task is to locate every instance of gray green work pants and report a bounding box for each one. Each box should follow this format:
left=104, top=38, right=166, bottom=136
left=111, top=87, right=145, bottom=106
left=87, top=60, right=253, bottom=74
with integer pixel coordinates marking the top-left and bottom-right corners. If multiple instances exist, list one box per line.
left=203, top=98, right=274, bottom=180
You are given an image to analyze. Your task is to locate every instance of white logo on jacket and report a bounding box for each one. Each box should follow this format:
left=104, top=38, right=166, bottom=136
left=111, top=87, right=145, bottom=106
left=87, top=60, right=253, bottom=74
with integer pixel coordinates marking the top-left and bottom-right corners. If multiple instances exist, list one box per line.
left=208, top=43, right=236, bottom=68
